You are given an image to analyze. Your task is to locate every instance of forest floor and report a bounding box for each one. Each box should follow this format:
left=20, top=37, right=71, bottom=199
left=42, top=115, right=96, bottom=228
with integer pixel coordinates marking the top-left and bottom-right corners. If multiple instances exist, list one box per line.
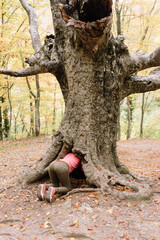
left=0, top=135, right=160, bottom=240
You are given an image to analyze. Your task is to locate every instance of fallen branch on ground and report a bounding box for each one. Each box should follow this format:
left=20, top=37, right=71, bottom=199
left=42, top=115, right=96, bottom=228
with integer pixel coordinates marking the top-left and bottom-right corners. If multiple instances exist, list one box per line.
left=37, top=229, right=94, bottom=239
left=0, top=219, right=23, bottom=224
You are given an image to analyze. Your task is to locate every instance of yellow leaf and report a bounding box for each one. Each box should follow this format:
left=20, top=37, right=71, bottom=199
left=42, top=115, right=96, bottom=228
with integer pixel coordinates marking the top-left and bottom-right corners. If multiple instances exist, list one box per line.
left=74, top=220, right=79, bottom=223
left=44, top=221, right=49, bottom=229
left=108, top=209, right=112, bottom=214
left=154, top=222, right=158, bottom=225
left=46, top=211, right=51, bottom=216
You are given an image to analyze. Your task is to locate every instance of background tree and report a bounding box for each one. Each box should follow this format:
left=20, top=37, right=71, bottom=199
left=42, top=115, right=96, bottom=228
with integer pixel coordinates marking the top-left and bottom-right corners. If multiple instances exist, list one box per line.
left=0, top=0, right=28, bottom=139
left=0, top=0, right=63, bottom=139
left=113, top=0, right=160, bottom=140
left=1, top=0, right=160, bottom=200
left=138, top=0, right=157, bottom=138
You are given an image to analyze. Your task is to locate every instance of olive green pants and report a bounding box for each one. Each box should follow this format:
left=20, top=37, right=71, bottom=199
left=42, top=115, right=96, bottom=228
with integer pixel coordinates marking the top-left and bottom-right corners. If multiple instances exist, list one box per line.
left=48, top=160, right=71, bottom=194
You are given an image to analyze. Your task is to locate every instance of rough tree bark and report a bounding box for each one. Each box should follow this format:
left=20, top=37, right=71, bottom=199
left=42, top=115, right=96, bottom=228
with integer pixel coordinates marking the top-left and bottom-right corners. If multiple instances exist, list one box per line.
left=1, top=0, right=160, bottom=200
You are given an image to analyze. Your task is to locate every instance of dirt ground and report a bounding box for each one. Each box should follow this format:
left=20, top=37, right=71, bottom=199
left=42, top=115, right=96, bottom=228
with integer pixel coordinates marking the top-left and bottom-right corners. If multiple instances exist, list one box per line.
left=0, top=136, right=160, bottom=240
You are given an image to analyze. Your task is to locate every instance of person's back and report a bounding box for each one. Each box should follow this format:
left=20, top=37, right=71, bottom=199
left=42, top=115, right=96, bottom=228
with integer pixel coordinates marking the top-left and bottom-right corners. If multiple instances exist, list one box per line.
left=37, top=153, right=81, bottom=202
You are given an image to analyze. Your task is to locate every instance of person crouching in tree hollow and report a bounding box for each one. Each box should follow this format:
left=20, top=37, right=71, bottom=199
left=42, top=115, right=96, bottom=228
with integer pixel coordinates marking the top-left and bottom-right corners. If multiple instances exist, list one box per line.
left=37, top=153, right=81, bottom=202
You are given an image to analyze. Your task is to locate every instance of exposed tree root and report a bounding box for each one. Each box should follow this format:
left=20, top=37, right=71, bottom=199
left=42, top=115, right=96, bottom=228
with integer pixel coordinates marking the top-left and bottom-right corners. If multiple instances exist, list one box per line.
left=62, top=188, right=101, bottom=197
left=107, top=175, right=152, bottom=200
left=82, top=160, right=152, bottom=200
left=18, top=131, right=153, bottom=200
left=18, top=132, right=64, bottom=184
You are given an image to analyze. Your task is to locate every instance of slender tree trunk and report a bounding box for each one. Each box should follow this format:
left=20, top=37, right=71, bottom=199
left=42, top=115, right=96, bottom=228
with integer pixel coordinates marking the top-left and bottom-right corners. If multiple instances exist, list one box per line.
left=115, top=0, right=122, bottom=35
left=20, top=113, right=30, bottom=136
left=44, top=114, right=48, bottom=134
left=14, top=116, right=17, bottom=140
left=35, top=75, right=40, bottom=136
left=30, top=95, right=34, bottom=136
left=20, top=51, right=40, bottom=137
left=126, top=96, right=131, bottom=140
left=2, top=96, right=9, bottom=139
left=140, top=93, right=145, bottom=138
left=7, top=81, right=12, bottom=139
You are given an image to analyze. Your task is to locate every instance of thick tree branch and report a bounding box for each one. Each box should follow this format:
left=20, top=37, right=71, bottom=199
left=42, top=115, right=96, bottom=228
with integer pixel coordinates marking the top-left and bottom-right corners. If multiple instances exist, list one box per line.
left=121, top=67, right=160, bottom=99
left=49, top=0, right=66, bottom=41
left=0, top=66, right=44, bottom=77
left=129, top=46, right=160, bottom=74
left=19, top=0, right=42, bottom=52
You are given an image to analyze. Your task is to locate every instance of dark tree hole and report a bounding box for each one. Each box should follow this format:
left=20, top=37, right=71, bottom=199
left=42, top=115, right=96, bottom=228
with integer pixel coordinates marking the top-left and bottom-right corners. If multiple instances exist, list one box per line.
left=65, top=0, right=112, bottom=22
left=48, top=44, right=53, bottom=51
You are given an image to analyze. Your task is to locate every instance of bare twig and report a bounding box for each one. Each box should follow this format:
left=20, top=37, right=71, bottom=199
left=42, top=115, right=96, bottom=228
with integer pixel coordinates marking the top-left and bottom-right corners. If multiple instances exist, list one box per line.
left=0, top=186, right=13, bottom=194
left=0, top=219, right=23, bottom=224
left=143, top=218, right=160, bottom=222
left=18, top=189, right=33, bottom=195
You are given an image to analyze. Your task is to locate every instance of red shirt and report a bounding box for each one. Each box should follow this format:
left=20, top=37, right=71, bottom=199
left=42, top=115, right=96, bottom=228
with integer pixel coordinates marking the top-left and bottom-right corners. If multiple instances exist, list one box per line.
left=60, top=153, right=80, bottom=173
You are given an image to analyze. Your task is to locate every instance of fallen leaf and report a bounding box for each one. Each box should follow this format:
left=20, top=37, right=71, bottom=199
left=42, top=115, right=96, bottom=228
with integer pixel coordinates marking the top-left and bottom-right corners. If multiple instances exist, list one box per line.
left=88, top=227, right=93, bottom=231
left=46, top=211, right=51, bottom=216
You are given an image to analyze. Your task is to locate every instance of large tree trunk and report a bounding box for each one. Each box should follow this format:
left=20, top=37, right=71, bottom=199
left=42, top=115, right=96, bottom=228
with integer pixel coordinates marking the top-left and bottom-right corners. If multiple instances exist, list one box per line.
left=2, top=0, right=160, bottom=200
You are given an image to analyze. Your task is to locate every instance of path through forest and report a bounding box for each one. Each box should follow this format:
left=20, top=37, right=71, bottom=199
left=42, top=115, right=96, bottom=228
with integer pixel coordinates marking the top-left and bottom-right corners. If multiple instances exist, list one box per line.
left=0, top=136, right=160, bottom=240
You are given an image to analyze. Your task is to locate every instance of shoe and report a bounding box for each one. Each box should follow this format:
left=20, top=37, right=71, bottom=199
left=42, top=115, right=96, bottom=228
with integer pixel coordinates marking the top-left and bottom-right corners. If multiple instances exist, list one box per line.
left=46, top=187, right=55, bottom=203
left=37, top=184, right=46, bottom=201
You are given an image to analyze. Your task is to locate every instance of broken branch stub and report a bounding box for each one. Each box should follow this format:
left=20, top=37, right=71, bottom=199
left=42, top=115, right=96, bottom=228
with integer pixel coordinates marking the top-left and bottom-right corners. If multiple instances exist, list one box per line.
left=60, top=0, right=113, bottom=54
